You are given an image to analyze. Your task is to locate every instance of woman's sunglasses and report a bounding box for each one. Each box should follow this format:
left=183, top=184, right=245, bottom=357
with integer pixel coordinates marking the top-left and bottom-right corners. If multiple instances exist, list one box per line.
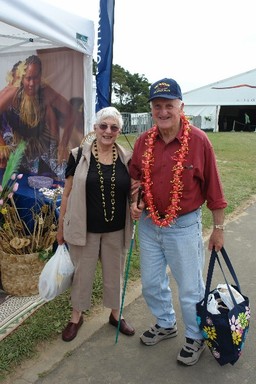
left=98, top=123, right=120, bottom=133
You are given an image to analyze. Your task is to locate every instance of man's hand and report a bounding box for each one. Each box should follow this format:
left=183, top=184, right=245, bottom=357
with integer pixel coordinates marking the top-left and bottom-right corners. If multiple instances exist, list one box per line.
left=130, top=200, right=144, bottom=221
left=208, top=228, right=224, bottom=252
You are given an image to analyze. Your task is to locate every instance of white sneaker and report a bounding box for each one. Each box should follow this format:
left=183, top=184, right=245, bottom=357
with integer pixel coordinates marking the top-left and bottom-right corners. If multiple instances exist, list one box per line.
left=177, top=338, right=206, bottom=366
left=140, top=323, right=178, bottom=346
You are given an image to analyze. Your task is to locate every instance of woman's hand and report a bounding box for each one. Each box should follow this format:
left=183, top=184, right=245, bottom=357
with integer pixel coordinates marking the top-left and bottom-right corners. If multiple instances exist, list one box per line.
left=131, top=179, right=141, bottom=196
left=56, top=227, right=65, bottom=245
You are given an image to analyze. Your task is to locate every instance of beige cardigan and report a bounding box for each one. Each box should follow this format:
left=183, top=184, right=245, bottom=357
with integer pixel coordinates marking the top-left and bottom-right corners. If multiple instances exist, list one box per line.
left=63, top=141, right=133, bottom=249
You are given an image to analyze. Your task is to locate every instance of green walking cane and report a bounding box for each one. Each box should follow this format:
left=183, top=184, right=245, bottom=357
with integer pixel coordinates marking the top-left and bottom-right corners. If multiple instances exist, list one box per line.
left=115, top=187, right=142, bottom=344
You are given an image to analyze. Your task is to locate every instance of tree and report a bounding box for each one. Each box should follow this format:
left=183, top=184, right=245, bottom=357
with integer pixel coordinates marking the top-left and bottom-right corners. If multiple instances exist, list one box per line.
left=94, top=61, right=151, bottom=112
left=111, top=64, right=150, bottom=113
left=111, top=65, right=131, bottom=108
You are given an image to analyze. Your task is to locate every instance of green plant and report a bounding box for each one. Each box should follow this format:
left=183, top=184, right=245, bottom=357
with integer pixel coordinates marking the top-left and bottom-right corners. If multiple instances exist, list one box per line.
left=0, top=141, right=26, bottom=205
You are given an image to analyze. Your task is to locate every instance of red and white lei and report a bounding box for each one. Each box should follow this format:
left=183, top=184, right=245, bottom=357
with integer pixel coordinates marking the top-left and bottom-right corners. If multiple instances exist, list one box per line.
left=142, top=114, right=191, bottom=227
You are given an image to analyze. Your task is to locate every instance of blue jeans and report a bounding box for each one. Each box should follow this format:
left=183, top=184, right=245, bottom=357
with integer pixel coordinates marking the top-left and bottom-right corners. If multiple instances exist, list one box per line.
left=138, top=208, right=205, bottom=340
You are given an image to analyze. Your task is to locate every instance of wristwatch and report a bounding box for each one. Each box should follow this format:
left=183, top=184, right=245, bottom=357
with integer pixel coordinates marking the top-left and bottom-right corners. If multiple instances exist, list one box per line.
left=213, top=224, right=225, bottom=230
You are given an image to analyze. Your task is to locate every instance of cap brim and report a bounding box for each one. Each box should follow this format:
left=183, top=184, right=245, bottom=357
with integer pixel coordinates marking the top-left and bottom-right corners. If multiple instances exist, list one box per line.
left=148, top=94, right=181, bottom=102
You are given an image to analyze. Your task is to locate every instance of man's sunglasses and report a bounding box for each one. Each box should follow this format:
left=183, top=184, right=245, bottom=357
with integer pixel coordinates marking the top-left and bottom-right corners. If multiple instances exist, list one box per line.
left=98, top=123, right=120, bottom=133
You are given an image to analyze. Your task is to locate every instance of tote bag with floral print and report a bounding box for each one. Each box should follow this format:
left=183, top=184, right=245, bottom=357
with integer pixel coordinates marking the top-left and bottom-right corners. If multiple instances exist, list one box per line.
left=196, top=247, right=250, bottom=366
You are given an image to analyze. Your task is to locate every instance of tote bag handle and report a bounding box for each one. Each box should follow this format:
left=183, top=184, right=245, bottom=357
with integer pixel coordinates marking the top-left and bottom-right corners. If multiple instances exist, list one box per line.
left=203, top=247, right=241, bottom=311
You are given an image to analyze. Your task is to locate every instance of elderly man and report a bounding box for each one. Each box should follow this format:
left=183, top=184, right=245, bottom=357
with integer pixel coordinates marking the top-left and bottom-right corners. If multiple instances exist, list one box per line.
left=129, top=78, right=227, bottom=366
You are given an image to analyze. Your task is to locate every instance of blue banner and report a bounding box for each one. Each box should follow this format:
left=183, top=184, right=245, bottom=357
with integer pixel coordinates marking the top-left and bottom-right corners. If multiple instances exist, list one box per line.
left=95, top=0, right=115, bottom=112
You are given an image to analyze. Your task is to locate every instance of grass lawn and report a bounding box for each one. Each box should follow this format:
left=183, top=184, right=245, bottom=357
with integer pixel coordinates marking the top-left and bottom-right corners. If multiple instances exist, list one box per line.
left=0, top=131, right=255, bottom=380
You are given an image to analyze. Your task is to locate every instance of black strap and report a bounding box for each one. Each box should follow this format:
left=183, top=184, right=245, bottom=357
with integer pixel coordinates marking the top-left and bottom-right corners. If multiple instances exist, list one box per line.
left=203, top=247, right=241, bottom=311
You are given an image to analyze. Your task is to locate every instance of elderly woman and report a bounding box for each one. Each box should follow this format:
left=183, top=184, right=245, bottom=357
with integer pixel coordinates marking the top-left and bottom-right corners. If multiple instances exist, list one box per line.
left=57, top=106, right=135, bottom=341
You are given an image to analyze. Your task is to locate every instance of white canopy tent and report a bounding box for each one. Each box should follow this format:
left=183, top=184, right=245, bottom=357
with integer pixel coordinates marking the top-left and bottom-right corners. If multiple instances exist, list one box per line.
left=0, top=0, right=95, bottom=133
left=183, top=69, right=256, bottom=132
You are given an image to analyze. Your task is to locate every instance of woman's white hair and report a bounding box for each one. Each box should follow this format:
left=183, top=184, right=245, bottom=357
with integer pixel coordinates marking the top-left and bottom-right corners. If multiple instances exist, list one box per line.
left=95, top=106, right=123, bottom=129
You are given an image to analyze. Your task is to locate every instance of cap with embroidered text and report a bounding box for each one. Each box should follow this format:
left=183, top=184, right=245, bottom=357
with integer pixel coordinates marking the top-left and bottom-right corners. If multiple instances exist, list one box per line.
left=148, top=78, right=182, bottom=101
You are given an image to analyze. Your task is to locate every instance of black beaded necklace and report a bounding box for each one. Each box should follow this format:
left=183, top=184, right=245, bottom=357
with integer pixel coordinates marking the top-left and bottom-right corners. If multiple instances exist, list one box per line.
left=93, top=140, right=117, bottom=222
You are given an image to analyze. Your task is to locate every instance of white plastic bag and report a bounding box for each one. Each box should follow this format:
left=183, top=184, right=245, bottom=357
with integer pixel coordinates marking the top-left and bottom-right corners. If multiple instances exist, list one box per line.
left=38, top=244, right=74, bottom=301
left=216, top=283, right=244, bottom=310
left=206, top=284, right=245, bottom=314
left=207, top=293, right=221, bottom=314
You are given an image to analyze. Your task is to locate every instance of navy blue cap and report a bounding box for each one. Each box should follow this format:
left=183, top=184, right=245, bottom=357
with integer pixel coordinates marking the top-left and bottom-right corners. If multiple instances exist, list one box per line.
left=148, top=78, right=182, bottom=101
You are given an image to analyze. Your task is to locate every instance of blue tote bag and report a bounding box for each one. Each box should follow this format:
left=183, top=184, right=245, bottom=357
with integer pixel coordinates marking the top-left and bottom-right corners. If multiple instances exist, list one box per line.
left=196, top=247, right=250, bottom=366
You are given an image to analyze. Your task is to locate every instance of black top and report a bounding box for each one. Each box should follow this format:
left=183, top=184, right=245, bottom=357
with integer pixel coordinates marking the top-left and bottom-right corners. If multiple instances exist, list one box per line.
left=65, top=152, right=130, bottom=233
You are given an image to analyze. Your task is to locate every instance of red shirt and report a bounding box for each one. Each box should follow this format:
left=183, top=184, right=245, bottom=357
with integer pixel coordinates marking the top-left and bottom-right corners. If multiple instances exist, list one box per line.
left=129, top=124, right=227, bottom=215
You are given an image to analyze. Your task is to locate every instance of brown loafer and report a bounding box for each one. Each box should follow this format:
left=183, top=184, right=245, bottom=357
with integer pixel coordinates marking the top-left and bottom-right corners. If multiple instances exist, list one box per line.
left=62, top=315, right=83, bottom=342
left=109, top=313, right=135, bottom=336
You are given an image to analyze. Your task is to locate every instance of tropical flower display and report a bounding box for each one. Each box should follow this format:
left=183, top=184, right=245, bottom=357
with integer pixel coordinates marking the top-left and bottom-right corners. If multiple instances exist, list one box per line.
left=0, top=141, right=60, bottom=258
left=0, top=197, right=58, bottom=258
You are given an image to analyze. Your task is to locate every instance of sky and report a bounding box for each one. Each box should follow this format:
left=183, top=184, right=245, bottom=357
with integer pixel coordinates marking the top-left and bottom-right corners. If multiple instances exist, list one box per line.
left=49, top=0, right=256, bottom=93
